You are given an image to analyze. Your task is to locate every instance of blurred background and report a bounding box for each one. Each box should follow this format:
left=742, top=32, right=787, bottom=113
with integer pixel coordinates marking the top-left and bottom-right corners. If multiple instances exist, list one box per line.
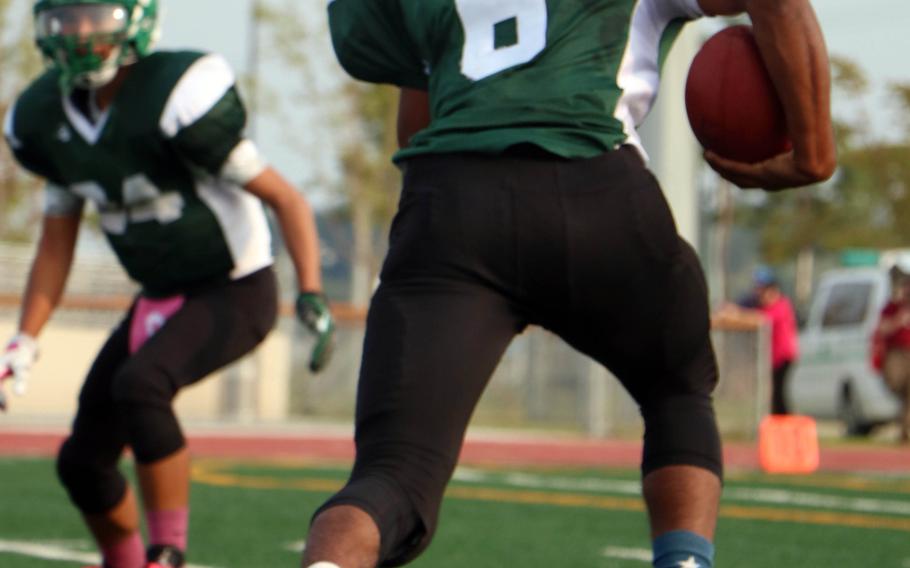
left=0, top=0, right=907, bottom=442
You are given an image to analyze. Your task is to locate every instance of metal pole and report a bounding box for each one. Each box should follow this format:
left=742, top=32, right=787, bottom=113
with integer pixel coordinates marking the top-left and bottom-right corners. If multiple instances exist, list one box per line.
left=754, top=322, right=772, bottom=438
left=586, top=361, right=610, bottom=437
left=219, top=0, right=262, bottom=422
left=246, top=0, right=261, bottom=139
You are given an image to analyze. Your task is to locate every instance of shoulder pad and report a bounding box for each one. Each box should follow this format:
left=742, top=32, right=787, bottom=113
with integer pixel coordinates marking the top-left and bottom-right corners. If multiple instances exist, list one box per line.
left=156, top=52, right=237, bottom=137
left=6, top=70, right=61, bottom=144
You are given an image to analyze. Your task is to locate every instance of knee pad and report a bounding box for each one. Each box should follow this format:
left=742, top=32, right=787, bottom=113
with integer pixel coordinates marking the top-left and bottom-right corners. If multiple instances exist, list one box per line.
left=641, top=394, right=723, bottom=479
left=115, top=402, right=186, bottom=464
left=111, top=359, right=175, bottom=408
left=56, top=436, right=127, bottom=514
left=112, top=364, right=185, bottom=464
left=315, top=474, right=430, bottom=567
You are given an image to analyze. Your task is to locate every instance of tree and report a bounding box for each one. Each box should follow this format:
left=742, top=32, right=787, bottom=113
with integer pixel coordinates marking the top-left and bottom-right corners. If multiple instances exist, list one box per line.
left=0, top=0, right=43, bottom=240
left=725, top=56, right=910, bottom=305
left=252, top=0, right=402, bottom=307
left=336, top=82, right=400, bottom=306
left=890, top=82, right=910, bottom=141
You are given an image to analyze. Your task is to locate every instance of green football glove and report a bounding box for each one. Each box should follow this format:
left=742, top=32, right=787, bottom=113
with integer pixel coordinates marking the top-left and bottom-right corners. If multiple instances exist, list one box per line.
left=295, top=291, right=335, bottom=373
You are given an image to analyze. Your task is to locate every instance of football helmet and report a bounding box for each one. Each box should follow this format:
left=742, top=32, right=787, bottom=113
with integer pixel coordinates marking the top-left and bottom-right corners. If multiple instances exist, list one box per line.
left=33, top=0, right=159, bottom=90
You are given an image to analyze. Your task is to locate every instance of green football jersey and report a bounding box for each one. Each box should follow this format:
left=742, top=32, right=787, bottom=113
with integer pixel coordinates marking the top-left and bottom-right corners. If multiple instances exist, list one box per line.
left=328, top=0, right=704, bottom=160
left=4, top=51, right=273, bottom=297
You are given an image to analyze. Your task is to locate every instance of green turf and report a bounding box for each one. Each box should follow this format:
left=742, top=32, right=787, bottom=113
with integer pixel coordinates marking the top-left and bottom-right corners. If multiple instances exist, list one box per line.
left=1, top=458, right=909, bottom=567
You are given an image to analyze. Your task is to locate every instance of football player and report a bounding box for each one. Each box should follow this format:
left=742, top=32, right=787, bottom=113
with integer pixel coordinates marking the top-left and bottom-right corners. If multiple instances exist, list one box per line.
left=0, top=1, right=334, bottom=567
left=303, top=0, right=835, bottom=567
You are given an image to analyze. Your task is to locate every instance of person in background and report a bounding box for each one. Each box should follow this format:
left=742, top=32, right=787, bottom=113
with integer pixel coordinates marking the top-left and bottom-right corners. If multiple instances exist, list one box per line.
left=873, top=264, right=910, bottom=443
left=714, top=266, right=800, bottom=415
left=0, top=1, right=334, bottom=566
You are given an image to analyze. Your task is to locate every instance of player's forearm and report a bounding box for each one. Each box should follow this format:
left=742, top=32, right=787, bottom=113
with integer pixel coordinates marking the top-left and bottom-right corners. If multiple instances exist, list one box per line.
left=276, top=195, right=323, bottom=293
left=18, top=219, right=79, bottom=337
left=746, top=0, right=836, bottom=181
left=247, top=168, right=323, bottom=292
left=712, top=305, right=765, bottom=329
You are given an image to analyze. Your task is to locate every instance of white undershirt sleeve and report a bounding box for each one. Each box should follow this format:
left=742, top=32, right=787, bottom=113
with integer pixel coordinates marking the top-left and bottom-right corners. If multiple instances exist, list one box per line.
left=219, top=139, right=268, bottom=186
left=43, top=183, right=85, bottom=217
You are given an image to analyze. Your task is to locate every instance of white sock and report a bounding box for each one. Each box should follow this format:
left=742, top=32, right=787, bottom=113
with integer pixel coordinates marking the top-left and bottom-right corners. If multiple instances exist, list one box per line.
left=306, top=563, right=341, bottom=568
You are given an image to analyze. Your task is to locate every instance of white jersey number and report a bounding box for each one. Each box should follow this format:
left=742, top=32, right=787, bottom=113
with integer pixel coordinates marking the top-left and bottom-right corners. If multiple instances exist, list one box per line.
left=455, top=0, right=548, bottom=81
left=71, top=175, right=185, bottom=235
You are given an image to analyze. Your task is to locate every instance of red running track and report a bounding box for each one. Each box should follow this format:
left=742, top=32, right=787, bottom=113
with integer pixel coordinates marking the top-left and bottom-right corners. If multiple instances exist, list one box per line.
left=1, top=428, right=908, bottom=472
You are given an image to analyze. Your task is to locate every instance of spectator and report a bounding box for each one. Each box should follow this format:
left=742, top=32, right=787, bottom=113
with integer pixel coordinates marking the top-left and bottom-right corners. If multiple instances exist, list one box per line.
left=873, top=265, right=910, bottom=444
left=714, top=266, right=800, bottom=415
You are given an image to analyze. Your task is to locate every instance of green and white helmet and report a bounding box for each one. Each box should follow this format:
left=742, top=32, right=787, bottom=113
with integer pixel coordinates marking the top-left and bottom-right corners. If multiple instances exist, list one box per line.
left=34, top=0, right=159, bottom=90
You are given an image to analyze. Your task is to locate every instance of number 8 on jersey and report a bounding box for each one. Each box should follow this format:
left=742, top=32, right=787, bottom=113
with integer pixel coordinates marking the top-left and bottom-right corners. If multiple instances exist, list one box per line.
left=455, top=0, right=548, bottom=80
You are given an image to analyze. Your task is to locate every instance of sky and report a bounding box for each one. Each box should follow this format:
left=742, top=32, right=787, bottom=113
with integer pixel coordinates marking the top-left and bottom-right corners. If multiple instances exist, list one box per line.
left=5, top=0, right=906, bottom=203
left=157, top=0, right=346, bottom=206
left=809, top=0, right=908, bottom=141
left=150, top=0, right=910, bottom=197
left=155, top=0, right=909, bottom=96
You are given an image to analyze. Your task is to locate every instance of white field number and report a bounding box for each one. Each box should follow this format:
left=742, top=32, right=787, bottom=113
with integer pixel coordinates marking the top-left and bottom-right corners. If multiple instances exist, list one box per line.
left=455, top=0, right=548, bottom=81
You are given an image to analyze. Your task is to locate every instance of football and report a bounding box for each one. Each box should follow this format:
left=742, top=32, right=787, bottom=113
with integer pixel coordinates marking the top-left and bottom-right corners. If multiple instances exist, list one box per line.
left=684, top=25, right=790, bottom=163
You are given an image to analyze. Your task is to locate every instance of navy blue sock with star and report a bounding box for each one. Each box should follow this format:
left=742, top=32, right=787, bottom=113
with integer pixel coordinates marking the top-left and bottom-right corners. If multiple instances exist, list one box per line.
left=652, top=530, right=714, bottom=568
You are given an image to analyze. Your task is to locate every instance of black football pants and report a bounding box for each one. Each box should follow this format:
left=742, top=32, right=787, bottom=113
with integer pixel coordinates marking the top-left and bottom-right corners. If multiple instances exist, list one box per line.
left=56, top=267, right=277, bottom=513
left=319, top=148, right=721, bottom=565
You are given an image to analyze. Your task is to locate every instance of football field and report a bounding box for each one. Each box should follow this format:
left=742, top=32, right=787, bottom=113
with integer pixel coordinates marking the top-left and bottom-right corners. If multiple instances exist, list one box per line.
left=1, top=433, right=910, bottom=567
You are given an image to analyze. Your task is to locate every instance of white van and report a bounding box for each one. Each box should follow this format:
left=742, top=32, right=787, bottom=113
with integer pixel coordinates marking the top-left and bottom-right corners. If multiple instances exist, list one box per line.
left=788, top=266, right=901, bottom=435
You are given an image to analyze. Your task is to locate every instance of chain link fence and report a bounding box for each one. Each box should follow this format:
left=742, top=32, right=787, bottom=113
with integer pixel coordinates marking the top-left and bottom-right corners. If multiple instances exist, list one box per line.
left=286, top=323, right=770, bottom=439
left=0, top=241, right=770, bottom=438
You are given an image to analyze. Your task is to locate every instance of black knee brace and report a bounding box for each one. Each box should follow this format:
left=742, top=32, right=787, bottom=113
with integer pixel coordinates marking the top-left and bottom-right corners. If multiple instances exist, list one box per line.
left=640, top=393, right=723, bottom=479
left=56, top=436, right=128, bottom=514
left=111, top=362, right=185, bottom=464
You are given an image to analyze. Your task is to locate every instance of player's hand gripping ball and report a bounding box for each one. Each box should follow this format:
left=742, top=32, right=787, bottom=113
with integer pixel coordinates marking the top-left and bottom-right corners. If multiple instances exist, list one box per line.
left=295, top=292, right=335, bottom=373
left=685, top=25, right=791, bottom=163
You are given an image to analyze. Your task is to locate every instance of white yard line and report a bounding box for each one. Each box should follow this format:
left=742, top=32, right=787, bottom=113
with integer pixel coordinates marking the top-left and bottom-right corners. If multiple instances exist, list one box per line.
left=455, top=468, right=642, bottom=494
left=454, top=468, right=910, bottom=516
left=601, top=546, right=651, bottom=562
left=0, top=539, right=222, bottom=568
left=283, top=540, right=306, bottom=553
left=0, top=540, right=98, bottom=564
left=725, top=487, right=910, bottom=516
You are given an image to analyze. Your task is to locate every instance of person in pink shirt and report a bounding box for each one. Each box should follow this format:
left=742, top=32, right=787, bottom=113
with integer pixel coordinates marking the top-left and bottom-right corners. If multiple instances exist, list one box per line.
left=713, top=266, right=800, bottom=415
left=750, top=268, right=800, bottom=414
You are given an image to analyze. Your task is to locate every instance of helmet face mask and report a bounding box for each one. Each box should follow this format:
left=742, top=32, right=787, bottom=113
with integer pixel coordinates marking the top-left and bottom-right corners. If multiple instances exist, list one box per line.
left=34, top=0, right=159, bottom=91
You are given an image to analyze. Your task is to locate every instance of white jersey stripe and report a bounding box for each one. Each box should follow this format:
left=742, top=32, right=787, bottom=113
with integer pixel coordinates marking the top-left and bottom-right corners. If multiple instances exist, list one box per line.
left=613, top=0, right=703, bottom=161
left=159, top=53, right=235, bottom=138
left=3, top=99, right=21, bottom=149
left=220, top=139, right=269, bottom=186
left=43, top=182, right=85, bottom=217
left=61, top=95, right=111, bottom=146
left=196, top=178, right=274, bottom=281
left=160, top=53, right=273, bottom=282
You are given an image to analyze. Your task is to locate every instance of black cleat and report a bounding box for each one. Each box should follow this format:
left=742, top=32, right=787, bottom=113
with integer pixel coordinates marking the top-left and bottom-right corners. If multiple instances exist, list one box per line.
left=146, top=544, right=185, bottom=568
